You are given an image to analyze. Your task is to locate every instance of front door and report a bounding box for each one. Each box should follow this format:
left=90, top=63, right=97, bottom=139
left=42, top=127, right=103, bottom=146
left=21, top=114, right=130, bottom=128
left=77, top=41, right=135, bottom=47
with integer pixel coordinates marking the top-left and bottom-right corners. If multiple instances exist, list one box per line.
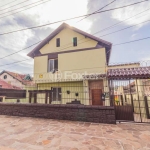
left=92, top=89, right=103, bottom=105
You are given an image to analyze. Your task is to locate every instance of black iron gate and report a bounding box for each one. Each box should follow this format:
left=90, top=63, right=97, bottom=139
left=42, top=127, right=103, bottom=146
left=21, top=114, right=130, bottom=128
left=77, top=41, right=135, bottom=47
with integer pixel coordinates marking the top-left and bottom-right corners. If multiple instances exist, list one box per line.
left=109, top=79, right=150, bottom=123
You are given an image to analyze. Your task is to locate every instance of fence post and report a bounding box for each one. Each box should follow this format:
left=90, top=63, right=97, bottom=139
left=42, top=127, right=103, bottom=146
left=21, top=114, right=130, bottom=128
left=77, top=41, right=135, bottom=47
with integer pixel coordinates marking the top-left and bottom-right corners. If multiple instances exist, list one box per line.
left=45, top=91, right=48, bottom=104
left=144, top=96, right=150, bottom=119
left=131, top=94, right=134, bottom=112
left=34, top=92, right=37, bottom=103
left=110, top=95, right=114, bottom=106
left=29, top=92, right=32, bottom=103
left=49, top=91, right=52, bottom=104
left=121, top=95, right=123, bottom=106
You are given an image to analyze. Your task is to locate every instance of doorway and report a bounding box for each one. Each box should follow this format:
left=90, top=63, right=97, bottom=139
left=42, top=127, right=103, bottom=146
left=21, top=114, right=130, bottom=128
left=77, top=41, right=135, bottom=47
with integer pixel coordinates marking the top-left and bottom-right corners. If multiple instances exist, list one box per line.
left=92, top=89, right=103, bottom=105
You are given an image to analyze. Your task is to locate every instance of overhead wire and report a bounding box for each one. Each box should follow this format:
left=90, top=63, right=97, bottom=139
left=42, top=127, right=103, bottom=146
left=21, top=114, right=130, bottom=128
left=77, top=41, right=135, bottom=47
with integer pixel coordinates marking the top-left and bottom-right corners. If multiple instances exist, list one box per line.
left=0, top=0, right=149, bottom=36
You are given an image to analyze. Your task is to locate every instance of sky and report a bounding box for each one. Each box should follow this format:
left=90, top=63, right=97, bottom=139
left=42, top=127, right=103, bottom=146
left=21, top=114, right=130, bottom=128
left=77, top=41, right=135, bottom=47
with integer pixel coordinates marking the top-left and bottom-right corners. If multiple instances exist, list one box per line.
left=0, top=0, right=150, bottom=75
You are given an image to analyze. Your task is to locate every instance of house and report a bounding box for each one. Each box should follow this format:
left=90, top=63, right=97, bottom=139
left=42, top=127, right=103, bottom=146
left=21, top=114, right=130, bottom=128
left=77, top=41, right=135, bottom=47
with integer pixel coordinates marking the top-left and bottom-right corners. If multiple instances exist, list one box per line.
left=0, top=70, right=34, bottom=89
left=0, top=71, right=36, bottom=103
left=27, top=23, right=112, bottom=105
left=0, top=78, right=21, bottom=89
left=0, top=79, right=22, bottom=102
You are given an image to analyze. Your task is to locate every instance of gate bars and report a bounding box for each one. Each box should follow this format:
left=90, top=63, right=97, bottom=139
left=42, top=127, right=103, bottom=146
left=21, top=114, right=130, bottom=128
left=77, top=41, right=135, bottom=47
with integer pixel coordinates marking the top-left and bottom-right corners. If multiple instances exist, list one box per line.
left=109, top=78, right=150, bottom=123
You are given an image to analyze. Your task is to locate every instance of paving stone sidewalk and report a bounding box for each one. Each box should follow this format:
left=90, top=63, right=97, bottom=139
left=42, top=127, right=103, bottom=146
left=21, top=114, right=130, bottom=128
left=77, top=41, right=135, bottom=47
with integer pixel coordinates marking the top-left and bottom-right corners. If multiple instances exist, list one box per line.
left=0, top=115, right=150, bottom=150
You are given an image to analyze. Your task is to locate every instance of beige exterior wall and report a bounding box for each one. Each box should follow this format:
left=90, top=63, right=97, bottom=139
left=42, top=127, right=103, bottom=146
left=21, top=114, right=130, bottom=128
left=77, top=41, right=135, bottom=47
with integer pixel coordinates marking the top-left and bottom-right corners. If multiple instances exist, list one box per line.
left=58, top=48, right=106, bottom=74
left=37, top=81, right=87, bottom=105
left=34, top=48, right=107, bottom=82
left=40, top=28, right=98, bottom=54
left=34, top=55, right=48, bottom=74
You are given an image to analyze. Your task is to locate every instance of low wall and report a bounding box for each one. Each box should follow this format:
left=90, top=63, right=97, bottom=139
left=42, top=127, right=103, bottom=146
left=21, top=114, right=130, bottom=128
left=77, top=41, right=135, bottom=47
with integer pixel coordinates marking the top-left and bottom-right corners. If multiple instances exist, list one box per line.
left=0, top=103, right=116, bottom=124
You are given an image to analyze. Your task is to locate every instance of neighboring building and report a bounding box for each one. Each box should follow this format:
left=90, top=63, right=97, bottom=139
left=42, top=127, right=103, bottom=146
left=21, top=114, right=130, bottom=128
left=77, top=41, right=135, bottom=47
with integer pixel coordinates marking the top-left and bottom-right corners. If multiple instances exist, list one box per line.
left=27, top=23, right=112, bottom=105
left=0, top=79, right=21, bottom=89
left=143, top=79, right=150, bottom=96
left=0, top=70, right=33, bottom=89
left=0, top=79, right=22, bottom=102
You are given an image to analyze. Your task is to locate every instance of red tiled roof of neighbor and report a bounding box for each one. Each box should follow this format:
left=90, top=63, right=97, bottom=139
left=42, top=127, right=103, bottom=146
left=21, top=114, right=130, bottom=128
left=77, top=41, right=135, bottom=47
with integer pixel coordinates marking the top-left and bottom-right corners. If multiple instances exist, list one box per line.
left=107, top=67, right=150, bottom=79
left=0, top=79, right=21, bottom=89
left=0, top=70, right=34, bottom=86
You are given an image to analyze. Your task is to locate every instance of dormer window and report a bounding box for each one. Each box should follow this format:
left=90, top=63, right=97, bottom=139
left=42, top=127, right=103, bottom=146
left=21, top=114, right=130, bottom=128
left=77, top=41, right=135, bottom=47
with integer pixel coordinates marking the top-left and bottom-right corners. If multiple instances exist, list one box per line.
left=73, top=37, right=77, bottom=46
left=56, top=38, right=60, bottom=47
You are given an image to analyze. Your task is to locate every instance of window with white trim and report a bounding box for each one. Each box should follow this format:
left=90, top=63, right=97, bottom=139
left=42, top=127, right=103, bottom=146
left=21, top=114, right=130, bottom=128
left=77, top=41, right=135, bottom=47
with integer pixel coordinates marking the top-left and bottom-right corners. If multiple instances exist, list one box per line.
left=48, top=59, right=58, bottom=72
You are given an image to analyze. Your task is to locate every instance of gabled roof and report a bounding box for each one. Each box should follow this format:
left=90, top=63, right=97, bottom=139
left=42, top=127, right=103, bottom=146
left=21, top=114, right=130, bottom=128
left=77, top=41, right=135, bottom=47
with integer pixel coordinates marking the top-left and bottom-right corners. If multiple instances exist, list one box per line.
left=27, top=23, right=112, bottom=63
left=0, top=79, right=21, bottom=89
left=0, top=70, right=33, bottom=85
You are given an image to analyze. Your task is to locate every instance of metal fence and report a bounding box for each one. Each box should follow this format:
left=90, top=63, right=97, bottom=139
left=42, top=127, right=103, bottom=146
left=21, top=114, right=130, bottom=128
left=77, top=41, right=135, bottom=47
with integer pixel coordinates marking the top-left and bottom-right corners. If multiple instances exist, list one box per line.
left=0, top=80, right=109, bottom=105
left=109, top=79, right=150, bottom=123
left=0, top=79, right=150, bottom=123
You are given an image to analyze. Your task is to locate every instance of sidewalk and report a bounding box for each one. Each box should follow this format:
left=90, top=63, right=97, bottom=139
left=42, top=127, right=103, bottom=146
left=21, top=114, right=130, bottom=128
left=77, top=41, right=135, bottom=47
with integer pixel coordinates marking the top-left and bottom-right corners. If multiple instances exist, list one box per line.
left=0, top=115, right=150, bottom=150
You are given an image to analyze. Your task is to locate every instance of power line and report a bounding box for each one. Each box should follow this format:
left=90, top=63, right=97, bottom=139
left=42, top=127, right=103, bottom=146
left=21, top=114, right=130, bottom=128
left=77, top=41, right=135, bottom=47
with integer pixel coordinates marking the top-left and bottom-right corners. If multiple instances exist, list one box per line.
left=113, top=36, right=150, bottom=46
left=100, top=19, right=150, bottom=37
left=77, top=0, right=116, bottom=23
left=105, top=36, right=150, bottom=54
left=0, top=0, right=149, bottom=36
left=1, top=12, right=150, bottom=60
left=94, top=7, right=150, bottom=35
left=0, top=58, right=31, bottom=67
left=0, top=0, right=51, bottom=21
left=0, top=0, right=29, bottom=12
left=1, top=36, right=150, bottom=68
left=37, top=17, right=150, bottom=54
left=0, top=0, right=150, bottom=61
left=0, top=0, right=50, bottom=17
left=0, top=41, right=41, bottom=59
left=0, top=0, right=18, bottom=8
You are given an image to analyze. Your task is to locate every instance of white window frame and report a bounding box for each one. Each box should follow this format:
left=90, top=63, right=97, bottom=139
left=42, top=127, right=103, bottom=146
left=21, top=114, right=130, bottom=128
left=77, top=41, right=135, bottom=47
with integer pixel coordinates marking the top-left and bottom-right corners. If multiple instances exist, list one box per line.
left=48, top=59, right=58, bottom=72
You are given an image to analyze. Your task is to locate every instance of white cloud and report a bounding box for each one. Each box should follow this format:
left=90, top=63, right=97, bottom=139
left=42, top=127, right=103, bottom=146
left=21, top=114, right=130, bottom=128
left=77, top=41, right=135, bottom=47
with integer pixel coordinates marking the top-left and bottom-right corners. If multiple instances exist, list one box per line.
left=23, top=0, right=91, bottom=30
left=111, top=0, right=150, bottom=28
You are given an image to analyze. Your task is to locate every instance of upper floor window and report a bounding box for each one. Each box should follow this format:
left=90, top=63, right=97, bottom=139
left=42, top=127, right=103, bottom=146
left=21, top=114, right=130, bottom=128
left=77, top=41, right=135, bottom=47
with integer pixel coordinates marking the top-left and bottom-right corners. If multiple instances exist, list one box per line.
left=48, top=59, right=58, bottom=72
left=56, top=38, right=60, bottom=47
left=73, top=37, right=77, bottom=46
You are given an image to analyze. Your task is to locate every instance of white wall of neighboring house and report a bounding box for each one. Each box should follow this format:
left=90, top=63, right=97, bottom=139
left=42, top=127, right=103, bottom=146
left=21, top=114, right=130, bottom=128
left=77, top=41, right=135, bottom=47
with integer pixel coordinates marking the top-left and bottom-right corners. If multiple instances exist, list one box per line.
left=0, top=73, right=24, bottom=89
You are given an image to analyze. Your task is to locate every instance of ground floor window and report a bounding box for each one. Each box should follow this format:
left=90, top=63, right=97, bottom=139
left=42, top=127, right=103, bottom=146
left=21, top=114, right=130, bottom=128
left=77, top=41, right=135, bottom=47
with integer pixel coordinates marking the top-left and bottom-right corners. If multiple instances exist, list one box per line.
left=51, top=87, right=61, bottom=101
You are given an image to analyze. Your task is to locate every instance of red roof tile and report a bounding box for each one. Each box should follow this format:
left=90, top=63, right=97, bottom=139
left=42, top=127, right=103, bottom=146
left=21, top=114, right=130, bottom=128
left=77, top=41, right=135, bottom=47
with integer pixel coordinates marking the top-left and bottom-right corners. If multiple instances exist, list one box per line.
left=0, top=79, right=21, bottom=89
left=0, top=71, right=34, bottom=85
left=108, top=67, right=150, bottom=79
